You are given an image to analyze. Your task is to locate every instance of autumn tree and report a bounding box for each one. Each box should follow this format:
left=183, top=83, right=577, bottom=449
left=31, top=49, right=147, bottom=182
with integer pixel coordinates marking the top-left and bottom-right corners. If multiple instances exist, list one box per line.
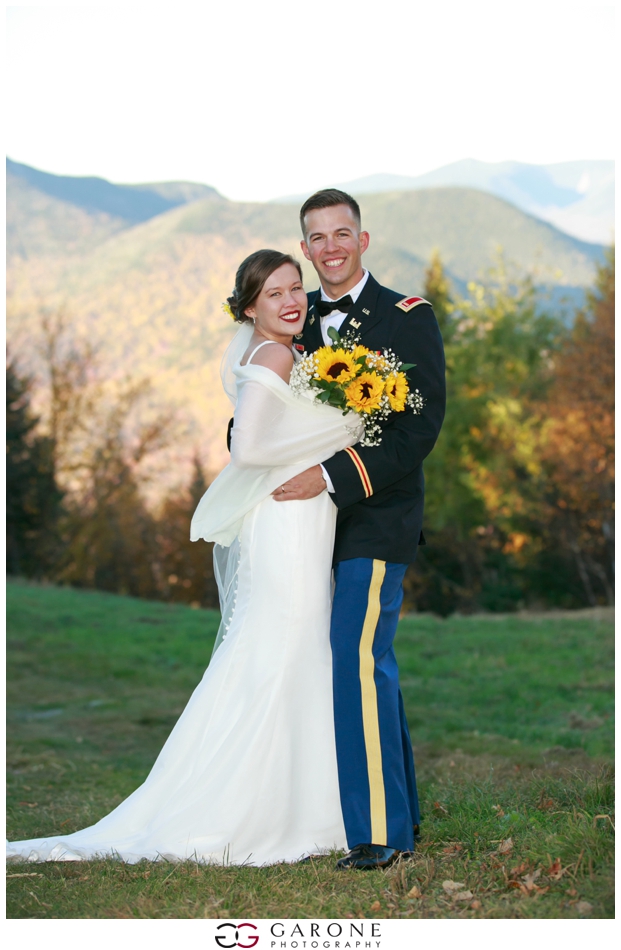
left=56, top=379, right=174, bottom=597
left=28, top=307, right=179, bottom=597
left=536, top=248, right=615, bottom=604
left=154, top=455, right=220, bottom=608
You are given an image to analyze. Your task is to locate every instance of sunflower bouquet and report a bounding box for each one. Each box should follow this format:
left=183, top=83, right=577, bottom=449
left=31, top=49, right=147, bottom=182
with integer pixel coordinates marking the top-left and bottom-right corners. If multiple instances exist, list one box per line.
left=289, top=327, right=424, bottom=446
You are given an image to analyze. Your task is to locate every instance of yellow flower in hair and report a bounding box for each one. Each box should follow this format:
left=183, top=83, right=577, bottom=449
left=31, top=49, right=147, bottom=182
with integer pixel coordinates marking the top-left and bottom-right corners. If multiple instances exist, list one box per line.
left=384, top=371, right=409, bottom=411
left=315, top=346, right=359, bottom=384
left=222, top=302, right=236, bottom=321
left=345, top=371, right=385, bottom=413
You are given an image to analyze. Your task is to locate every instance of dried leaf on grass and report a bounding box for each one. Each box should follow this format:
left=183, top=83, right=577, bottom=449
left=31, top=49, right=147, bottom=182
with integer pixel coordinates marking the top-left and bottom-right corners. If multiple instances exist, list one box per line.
left=369, top=900, right=381, bottom=912
left=455, top=890, right=474, bottom=902
left=443, top=880, right=466, bottom=893
left=546, top=857, right=569, bottom=880
left=521, top=869, right=541, bottom=891
left=442, top=843, right=463, bottom=854
left=490, top=836, right=513, bottom=857
left=407, top=885, right=422, bottom=899
left=516, top=868, right=550, bottom=898
left=497, top=837, right=514, bottom=854
left=442, top=880, right=474, bottom=901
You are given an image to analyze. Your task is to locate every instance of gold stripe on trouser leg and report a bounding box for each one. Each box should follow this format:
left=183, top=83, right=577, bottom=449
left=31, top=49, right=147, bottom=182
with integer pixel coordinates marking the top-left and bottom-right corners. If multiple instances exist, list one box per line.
left=358, top=559, right=387, bottom=846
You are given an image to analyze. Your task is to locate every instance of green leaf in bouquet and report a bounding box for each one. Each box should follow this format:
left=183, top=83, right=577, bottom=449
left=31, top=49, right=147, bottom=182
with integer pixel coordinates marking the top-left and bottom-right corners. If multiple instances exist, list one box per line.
left=400, top=363, right=416, bottom=371
left=327, top=326, right=342, bottom=344
left=330, top=393, right=347, bottom=408
left=317, top=391, right=332, bottom=402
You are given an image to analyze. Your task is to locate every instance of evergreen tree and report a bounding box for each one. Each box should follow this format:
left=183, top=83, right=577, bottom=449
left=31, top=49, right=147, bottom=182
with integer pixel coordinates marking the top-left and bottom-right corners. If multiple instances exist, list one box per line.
left=6, top=357, right=62, bottom=576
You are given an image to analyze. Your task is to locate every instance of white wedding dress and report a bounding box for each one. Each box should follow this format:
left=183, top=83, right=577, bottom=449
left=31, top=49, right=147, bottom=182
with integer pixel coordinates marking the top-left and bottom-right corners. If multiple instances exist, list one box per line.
left=7, top=324, right=361, bottom=866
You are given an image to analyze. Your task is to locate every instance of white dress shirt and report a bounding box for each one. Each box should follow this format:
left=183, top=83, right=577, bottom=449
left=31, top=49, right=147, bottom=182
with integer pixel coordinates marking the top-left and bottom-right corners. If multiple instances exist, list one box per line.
left=318, top=269, right=369, bottom=491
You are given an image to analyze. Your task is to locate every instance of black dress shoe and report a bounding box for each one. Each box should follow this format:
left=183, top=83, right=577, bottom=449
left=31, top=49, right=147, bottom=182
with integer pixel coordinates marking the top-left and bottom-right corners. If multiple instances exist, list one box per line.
left=336, top=844, right=405, bottom=870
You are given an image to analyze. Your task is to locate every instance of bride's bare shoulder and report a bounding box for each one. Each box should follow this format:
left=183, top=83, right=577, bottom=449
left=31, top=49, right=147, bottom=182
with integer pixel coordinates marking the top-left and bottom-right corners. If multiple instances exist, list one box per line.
left=246, top=342, right=294, bottom=382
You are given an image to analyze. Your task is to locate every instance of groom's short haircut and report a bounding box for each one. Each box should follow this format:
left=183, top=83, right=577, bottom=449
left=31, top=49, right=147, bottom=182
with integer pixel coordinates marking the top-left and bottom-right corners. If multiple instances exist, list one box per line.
left=299, top=189, right=362, bottom=236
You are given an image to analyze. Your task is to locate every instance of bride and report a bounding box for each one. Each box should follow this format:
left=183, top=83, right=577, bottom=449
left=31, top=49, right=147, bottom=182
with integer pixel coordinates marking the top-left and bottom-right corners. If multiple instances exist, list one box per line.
left=7, top=249, right=362, bottom=866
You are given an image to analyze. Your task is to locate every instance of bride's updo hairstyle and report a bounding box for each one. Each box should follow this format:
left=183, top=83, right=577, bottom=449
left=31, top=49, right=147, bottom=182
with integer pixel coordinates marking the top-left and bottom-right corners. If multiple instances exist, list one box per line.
left=227, top=249, right=303, bottom=323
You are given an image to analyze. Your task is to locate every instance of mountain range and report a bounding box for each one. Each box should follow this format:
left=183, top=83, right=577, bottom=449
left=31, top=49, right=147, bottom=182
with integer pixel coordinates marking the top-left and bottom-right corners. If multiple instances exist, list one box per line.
left=276, top=159, right=614, bottom=246
left=7, top=158, right=219, bottom=224
left=6, top=158, right=610, bottom=476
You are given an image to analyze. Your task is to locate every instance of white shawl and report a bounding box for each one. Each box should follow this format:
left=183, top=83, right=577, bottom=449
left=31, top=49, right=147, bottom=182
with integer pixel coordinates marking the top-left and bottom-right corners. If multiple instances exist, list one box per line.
left=190, top=324, right=361, bottom=654
left=190, top=323, right=361, bottom=547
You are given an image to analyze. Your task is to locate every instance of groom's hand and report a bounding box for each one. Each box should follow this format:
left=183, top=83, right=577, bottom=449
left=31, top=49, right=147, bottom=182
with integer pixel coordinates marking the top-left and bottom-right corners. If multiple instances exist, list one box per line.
left=272, top=465, right=326, bottom=501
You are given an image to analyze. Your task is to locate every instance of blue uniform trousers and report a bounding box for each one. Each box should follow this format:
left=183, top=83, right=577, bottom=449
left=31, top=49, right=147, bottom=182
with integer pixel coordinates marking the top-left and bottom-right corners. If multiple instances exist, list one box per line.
left=330, top=558, right=420, bottom=853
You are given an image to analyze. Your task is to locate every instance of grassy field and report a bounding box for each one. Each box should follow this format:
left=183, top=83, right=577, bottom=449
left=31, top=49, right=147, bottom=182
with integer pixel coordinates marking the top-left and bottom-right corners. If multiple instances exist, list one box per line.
left=6, top=579, right=614, bottom=919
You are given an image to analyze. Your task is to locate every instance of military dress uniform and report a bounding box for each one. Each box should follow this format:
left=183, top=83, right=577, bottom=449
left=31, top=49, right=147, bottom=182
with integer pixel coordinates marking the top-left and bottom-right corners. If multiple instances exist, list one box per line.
left=299, top=271, right=446, bottom=854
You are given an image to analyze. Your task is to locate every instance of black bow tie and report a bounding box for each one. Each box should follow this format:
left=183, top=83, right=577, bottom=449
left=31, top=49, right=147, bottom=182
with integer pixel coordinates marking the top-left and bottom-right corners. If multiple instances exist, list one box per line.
left=314, top=294, right=354, bottom=318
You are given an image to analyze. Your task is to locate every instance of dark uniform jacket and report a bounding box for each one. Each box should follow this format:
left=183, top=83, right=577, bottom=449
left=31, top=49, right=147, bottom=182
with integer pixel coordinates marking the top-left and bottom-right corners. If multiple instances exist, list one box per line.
left=301, top=273, right=446, bottom=565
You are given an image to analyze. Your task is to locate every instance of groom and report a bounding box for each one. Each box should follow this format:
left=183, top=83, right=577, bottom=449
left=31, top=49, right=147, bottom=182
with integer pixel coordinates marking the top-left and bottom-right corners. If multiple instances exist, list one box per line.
left=274, top=189, right=446, bottom=869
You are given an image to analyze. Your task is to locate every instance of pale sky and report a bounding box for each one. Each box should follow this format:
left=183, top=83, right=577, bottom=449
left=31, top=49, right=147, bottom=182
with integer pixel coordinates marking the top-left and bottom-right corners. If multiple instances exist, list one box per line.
left=5, top=1, right=617, bottom=201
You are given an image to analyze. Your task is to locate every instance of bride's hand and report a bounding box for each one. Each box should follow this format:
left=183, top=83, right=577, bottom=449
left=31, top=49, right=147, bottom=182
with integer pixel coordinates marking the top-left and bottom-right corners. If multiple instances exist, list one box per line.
left=273, top=465, right=327, bottom=501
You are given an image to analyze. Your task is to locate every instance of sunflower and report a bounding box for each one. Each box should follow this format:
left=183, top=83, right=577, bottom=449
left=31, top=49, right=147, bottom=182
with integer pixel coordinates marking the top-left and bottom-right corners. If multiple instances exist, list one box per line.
left=384, top=371, right=409, bottom=411
left=345, top=371, right=385, bottom=413
left=315, top=347, right=359, bottom=384
left=351, top=344, right=372, bottom=363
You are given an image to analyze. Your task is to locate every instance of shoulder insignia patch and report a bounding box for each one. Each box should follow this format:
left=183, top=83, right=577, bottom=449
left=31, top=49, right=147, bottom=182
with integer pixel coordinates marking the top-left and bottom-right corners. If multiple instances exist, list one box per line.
left=395, top=296, right=431, bottom=313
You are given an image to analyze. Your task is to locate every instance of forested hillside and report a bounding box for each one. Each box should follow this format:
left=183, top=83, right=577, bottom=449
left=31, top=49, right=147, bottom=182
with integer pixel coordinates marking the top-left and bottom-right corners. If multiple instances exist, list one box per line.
left=6, top=161, right=614, bottom=613
left=7, top=162, right=605, bottom=469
